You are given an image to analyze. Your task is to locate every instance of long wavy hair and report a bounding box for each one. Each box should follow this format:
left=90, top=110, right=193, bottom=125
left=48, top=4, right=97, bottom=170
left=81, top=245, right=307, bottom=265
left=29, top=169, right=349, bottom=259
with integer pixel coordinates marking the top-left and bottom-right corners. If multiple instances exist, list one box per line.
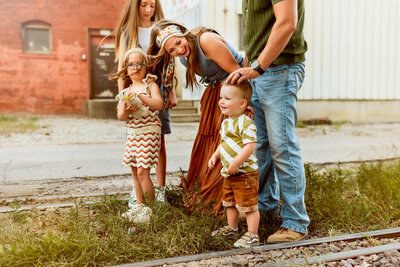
left=114, top=0, right=164, bottom=61
left=148, top=19, right=213, bottom=90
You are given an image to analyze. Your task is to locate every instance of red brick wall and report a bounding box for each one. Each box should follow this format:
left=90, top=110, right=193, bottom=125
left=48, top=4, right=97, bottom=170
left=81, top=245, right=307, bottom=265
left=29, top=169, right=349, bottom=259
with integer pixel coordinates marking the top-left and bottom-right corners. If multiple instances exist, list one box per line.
left=0, top=0, right=126, bottom=114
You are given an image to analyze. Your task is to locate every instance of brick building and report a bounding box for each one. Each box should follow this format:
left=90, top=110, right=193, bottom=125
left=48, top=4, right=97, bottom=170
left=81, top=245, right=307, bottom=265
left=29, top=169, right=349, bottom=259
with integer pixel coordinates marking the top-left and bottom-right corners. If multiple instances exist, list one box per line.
left=0, top=0, right=125, bottom=115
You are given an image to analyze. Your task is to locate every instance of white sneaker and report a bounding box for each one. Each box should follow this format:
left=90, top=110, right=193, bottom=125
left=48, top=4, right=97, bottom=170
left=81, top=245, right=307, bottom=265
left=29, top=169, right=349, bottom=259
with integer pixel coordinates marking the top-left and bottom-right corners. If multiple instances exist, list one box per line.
left=132, top=206, right=152, bottom=223
left=155, top=186, right=167, bottom=203
left=122, top=204, right=144, bottom=220
left=128, top=188, right=138, bottom=208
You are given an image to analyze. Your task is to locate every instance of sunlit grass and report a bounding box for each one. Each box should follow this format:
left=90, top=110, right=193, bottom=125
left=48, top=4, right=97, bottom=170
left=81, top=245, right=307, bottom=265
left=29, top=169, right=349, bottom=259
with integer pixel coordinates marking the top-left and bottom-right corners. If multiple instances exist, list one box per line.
left=0, top=160, right=399, bottom=265
left=306, top=159, right=400, bottom=233
left=0, top=114, right=39, bottom=136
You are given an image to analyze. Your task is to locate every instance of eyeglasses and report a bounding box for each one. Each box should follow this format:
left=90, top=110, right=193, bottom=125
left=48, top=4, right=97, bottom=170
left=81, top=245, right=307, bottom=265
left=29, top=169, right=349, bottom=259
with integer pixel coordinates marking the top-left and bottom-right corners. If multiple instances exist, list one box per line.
left=126, top=63, right=146, bottom=70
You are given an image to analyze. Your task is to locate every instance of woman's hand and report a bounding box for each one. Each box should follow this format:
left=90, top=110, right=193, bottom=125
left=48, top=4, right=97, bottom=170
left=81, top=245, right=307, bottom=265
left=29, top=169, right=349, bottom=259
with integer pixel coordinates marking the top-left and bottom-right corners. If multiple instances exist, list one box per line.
left=165, top=89, right=177, bottom=109
left=244, top=106, right=255, bottom=120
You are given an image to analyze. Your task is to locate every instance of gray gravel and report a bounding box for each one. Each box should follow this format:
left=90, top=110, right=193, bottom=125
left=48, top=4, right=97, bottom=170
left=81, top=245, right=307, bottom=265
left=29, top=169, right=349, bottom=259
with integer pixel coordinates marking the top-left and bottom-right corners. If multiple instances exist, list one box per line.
left=166, top=237, right=400, bottom=266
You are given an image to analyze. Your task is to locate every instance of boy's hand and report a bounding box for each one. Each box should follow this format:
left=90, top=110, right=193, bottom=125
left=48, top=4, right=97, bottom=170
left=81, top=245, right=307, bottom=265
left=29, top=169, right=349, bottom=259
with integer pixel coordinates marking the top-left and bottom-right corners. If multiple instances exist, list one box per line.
left=208, top=155, right=218, bottom=169
left=227, top=163, right=239, bottom=175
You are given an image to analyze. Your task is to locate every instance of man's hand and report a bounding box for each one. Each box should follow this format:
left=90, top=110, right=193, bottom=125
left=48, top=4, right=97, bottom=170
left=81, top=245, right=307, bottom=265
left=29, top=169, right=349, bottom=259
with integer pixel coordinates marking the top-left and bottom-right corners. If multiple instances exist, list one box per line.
left=226, top=67, right=260, bottom=84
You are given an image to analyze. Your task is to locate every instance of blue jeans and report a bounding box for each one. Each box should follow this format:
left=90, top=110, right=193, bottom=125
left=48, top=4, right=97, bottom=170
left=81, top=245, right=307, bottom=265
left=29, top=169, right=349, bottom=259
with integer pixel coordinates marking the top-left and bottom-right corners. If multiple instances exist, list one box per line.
left=250, top=62, right=310, bottom=234
left=159, top=83, right=171, bottom=135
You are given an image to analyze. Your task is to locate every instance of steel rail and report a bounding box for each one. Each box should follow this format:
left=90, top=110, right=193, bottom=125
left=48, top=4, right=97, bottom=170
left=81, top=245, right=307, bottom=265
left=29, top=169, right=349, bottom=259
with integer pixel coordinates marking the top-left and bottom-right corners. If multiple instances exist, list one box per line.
left=113, top=228, right=400, bottom=267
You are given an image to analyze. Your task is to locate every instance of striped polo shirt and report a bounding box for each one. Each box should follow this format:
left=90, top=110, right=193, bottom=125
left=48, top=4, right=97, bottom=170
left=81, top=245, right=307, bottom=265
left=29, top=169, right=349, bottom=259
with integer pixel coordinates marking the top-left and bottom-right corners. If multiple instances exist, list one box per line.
left=219, top=114, right=258, bottom=178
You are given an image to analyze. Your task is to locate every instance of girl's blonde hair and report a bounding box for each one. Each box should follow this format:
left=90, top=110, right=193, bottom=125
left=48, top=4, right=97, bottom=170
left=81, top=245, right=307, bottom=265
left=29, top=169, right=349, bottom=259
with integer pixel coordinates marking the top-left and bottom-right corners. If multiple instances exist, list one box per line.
left=109, top=48, right=148, bottom=83
left=114, top=0, right=164, bottom=61
left=148, top=19, right=212, bottom=90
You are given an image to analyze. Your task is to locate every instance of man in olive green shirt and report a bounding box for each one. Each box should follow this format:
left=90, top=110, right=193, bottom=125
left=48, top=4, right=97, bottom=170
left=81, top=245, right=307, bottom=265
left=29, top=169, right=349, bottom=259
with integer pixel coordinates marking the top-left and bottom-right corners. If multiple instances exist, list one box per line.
left=227, top=0, right=310, bottom=243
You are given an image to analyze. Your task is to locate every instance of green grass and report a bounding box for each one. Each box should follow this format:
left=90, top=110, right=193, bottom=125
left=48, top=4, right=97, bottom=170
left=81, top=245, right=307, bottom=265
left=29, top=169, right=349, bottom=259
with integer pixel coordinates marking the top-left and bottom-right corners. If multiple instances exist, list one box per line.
left=1, top=160, right=400, bottom=266
left=297, top=121, right=307, bottom=128
left=0, top=114, right=39, bottom=136
left=305, top=160, right=400, bottom=233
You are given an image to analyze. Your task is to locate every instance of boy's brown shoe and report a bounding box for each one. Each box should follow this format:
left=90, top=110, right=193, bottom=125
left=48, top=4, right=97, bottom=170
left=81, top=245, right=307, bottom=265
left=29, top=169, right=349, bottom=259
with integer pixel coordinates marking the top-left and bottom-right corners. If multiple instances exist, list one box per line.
left=267, top=227, right=307, bottom=243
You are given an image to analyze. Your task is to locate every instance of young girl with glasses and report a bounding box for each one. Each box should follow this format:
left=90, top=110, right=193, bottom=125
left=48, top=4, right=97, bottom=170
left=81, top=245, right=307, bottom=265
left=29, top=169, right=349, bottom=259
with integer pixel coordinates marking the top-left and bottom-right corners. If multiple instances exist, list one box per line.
left=110, top=48, right=163, bottom=223
left=113, top=0, right=175, bottom=207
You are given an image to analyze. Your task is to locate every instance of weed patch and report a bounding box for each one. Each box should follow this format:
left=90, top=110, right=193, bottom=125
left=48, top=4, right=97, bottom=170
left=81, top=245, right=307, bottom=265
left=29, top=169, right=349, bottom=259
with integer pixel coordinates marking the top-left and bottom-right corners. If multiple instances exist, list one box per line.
left=0, top=191, right=229, bottom=266
left=305, top=160, right=400, bottom=233
left=0, top=114, right=39, bottom=136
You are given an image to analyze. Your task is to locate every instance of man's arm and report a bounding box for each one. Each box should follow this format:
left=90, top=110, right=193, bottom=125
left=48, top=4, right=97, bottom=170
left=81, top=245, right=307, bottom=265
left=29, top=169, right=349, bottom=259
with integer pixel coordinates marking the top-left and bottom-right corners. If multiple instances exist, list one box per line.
left=227, top=0, right=298, bottom=84
left=257, top=0, right=298, bottom=70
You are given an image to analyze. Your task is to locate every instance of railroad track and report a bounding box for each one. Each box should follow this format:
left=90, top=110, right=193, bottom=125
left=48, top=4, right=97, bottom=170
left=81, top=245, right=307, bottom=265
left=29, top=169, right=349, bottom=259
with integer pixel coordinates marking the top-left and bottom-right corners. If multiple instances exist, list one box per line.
left=0, top=191, right=131, bottom=213
left=115, top=228, right=400, bottom=267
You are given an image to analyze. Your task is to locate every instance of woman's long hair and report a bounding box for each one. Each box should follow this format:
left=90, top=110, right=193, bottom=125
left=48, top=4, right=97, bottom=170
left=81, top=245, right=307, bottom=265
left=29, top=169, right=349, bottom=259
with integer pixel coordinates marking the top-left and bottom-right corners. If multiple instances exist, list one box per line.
left=114, top=0, right=164, bottom=62
left=148, top=19, right=212, bottom=90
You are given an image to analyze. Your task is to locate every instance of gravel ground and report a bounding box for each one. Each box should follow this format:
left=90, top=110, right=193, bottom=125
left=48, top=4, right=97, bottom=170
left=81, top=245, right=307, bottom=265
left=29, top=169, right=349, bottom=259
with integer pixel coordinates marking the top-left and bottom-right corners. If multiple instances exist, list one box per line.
left=1, top=114, right=400, bottom=199
left=1, top=114, right=400, bottom=147
left=0, top=114, right=198, bottom=146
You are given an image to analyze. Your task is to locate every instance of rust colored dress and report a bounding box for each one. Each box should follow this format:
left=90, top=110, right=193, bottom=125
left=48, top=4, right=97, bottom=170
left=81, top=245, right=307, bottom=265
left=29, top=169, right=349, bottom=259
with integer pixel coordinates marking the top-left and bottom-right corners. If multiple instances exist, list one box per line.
left=181, top=83, right=225, bottom=214
left=179, top=34, right=244, bottom=215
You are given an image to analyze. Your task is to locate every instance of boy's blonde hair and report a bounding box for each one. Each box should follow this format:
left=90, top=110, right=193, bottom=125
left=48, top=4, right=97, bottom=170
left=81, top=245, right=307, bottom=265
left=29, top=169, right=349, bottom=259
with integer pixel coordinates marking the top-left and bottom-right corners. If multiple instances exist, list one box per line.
left=223, top=80, right=253, bottom=106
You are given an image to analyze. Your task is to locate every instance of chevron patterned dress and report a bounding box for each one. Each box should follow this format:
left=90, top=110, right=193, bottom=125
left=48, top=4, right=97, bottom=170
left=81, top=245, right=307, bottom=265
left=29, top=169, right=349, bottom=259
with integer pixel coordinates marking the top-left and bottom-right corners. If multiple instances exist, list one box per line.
left=122, top=89, right=162, bottom=169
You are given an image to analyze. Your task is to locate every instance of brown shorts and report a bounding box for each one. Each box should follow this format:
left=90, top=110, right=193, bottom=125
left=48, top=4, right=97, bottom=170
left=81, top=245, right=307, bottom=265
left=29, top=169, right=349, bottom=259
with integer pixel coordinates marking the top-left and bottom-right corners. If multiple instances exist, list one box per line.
left=222, top=170, right=259, bottom=213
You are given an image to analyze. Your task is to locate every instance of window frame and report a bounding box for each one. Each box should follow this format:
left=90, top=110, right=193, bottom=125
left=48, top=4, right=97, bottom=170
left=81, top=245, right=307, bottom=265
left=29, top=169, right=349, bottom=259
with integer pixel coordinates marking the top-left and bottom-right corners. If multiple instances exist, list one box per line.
left=22, top=21, right=52, bottom=55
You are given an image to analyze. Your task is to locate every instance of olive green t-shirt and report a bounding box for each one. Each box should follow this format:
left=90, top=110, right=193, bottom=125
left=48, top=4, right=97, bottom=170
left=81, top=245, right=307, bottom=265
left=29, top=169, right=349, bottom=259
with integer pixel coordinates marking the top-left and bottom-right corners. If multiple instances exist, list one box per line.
left=242, top=0, right=307, bottom=65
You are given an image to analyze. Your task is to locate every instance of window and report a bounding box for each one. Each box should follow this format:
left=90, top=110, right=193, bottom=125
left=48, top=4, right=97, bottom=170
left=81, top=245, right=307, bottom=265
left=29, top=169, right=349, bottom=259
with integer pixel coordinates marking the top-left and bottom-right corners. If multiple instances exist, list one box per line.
left=22, top=21, right=52, bottom=54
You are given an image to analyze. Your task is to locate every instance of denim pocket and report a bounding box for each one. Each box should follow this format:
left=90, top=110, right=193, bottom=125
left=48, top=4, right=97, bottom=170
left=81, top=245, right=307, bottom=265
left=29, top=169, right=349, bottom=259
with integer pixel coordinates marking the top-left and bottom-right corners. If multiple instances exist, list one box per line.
left=267, top=65, right=289, bottom=76
left=293, top=70, right=305, bottom=90
left=269, top=69, right=289, bottom=76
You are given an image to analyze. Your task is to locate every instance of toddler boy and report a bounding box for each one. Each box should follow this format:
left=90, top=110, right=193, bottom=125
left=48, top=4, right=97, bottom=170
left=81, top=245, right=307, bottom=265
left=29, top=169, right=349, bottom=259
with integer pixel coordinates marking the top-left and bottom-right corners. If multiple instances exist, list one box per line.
left=208, top=80, right=259, bottom=248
